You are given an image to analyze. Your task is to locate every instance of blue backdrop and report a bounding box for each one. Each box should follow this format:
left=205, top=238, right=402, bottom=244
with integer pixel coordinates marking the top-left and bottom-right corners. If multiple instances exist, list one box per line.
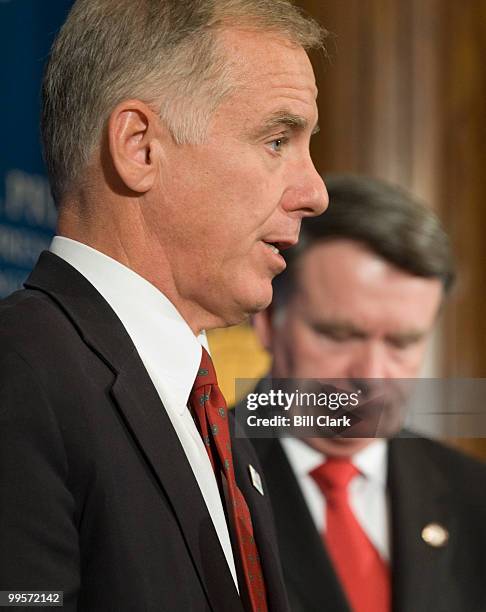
left=0, top=0, right=73, bottom=297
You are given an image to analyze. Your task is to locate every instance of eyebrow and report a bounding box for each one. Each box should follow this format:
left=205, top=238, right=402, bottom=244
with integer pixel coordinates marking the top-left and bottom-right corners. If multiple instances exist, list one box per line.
left=311, top=320, right=427, bottom=344
left=311, top=320, right=368, bottom=339
left=385, top=331, right=426, bottom=344
left=250, top=110, right=320, bottom=140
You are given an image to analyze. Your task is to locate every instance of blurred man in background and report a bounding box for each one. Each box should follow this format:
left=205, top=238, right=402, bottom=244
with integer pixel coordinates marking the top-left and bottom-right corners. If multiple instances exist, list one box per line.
left=251, top=175, right=486, bottom=612
left=0, top=1, right=328, bottom=610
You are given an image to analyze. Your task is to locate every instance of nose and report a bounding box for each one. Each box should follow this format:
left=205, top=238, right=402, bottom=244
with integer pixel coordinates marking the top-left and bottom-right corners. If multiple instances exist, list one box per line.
left=347, top=344, right=404, bottom=437
left=347, top=343, right=389, bottom=381
left=282, top=158, right=328, bottom=217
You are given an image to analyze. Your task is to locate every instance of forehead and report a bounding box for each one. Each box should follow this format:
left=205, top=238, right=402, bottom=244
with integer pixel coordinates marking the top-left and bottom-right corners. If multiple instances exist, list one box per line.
left=294, top=240, right=443, bottom=329
left=215, top=28, right=318, bottom=122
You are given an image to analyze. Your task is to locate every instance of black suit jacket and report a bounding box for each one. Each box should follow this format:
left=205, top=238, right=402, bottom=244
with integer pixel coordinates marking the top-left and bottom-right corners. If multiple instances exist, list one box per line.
left=252, top=431, right=486, bottom=612
left=0, top=252, right=289, bottom=612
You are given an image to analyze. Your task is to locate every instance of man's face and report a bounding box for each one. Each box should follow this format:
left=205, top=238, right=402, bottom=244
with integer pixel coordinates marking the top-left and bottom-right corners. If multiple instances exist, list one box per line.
left=255, top=239, right=444, bottom=455
left=148, top=29, right=327, bottom=330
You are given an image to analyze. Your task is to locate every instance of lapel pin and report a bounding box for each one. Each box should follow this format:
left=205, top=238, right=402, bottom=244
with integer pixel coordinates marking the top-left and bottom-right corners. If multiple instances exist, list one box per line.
left=248, top=464, right=264, bottom=496
left=421, top=522, right=449, bottom=548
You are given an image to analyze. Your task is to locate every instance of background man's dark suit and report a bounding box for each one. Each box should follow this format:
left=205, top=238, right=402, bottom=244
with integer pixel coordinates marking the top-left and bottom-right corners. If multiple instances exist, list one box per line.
left=252, top=433, right=486, bottom=612
left=0, top=252, right=288, bottom=611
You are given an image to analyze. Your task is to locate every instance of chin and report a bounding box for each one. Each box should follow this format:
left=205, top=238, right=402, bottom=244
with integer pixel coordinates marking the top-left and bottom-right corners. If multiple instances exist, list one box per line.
left=216, top=298, right=269, bottom=329
left=247, top=281, right=274, bottom=314
left=218, top=277, right=273, bottom=325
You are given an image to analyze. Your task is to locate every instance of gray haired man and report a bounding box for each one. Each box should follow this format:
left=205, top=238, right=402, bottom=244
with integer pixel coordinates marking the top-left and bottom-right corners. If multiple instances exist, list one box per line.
left=0, top=1, right=328, bottom=610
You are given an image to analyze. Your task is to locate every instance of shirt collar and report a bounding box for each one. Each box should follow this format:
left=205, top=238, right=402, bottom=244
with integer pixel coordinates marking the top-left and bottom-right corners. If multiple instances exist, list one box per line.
left=352, top=438, right=388, bottom=487
left=281, top=437, right=388, bottom=487
left=49, top=236, right=207, bottom=414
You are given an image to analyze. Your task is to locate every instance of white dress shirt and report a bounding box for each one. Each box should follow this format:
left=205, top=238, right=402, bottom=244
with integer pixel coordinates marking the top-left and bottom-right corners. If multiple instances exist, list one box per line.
left=281, top=437, right=390, bottom=562
left=49, top=236, right=239, bottom=588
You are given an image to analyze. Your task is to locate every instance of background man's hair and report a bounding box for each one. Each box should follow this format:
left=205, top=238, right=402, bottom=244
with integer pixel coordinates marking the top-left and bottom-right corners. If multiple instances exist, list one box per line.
left=41, top=0, right=326, bottom=206
left=273, top=174, right=456, bottom=307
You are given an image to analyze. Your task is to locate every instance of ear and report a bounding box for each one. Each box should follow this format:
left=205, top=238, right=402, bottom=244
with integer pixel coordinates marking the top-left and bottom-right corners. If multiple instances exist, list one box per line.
left=107, top=99, right=163, bottom=193
left=252, top=308, right=275, bottom=352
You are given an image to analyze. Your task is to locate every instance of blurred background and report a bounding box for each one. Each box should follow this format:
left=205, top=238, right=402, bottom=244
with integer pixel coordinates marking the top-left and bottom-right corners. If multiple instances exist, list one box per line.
left=1, top=0, right=485, bottom=458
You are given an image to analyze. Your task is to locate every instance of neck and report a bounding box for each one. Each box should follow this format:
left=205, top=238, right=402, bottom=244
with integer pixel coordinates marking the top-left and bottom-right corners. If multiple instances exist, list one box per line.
left=57, top=203, right=235, bottom=335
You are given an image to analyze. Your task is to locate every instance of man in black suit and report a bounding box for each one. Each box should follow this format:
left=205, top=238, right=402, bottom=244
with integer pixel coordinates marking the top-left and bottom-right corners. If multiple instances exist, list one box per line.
left=251, top=175, right=486, bottom=612
left=0, top=1, right=328, bottom=610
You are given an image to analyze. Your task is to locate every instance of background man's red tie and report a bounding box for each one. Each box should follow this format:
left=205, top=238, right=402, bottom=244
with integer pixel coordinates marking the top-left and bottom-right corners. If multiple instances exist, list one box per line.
left=310, top=457, right=390, bottom=612
left=189, top=347, right=268, bottom=612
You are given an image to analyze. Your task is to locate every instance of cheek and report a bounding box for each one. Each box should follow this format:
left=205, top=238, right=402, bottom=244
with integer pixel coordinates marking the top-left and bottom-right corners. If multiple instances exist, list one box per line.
left=393, top=345, right=430, bottom=376
left=284, top=323, right=338, bottom=377
left=207, top=155, right=281, bottom=228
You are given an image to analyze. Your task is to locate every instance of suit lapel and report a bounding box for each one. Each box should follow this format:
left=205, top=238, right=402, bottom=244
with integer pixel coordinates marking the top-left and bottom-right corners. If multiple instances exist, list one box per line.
left=230, top=425, right=289, bottom=612
left=111, top=363, right=242, bottom=612
left=25, top=252, right=242, bottom=612
left=254, top=437, right=350, bottom=612
left=388, top=437, right=455, bottom=612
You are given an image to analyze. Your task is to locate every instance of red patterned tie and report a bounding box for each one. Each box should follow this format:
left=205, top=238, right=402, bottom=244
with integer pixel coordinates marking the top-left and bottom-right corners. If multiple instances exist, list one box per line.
left=310, top=458, right=390, bottom=612
left=189, top=347, right=268, bottom=612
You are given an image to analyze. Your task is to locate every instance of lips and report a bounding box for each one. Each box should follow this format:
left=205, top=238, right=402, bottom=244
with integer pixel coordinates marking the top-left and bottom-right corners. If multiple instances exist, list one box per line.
left=260, top=231, right=299, bottom=274
left=259, top=240, right=288, bottom=275
left=262, top=241, right=280, bottom=255
left=260, top=235, right=299, bottom=253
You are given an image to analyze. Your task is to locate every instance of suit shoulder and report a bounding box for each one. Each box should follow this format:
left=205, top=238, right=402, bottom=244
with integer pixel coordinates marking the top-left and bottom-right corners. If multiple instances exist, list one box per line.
left=402, top=436, right=486, bottom=499
left=0, top=287, right=79, bottom=359
left=0, top=286, right=60, bottom=325
left=415, top=436, right=486, bottom=470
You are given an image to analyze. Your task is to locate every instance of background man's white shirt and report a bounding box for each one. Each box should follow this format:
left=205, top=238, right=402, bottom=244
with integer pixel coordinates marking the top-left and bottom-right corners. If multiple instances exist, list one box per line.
left=281, top=437, right=390, bottom=562
left=50, top=236, right=239, bottom=589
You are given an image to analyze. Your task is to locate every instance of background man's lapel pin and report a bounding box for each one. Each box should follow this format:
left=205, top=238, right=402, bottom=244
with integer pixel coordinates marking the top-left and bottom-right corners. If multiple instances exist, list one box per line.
left=421, top=522, right=449, bottom=547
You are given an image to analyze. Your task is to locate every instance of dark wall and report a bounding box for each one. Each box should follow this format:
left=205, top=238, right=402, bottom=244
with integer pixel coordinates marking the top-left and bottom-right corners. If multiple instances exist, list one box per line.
left=0, top=0, right=73, bottom=296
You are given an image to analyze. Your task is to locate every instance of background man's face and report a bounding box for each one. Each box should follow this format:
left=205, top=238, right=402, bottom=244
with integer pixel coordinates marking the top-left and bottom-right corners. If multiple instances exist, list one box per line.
left=255, top=238, right=443, bottom=455
left=149, top=28, right=327, bottom=327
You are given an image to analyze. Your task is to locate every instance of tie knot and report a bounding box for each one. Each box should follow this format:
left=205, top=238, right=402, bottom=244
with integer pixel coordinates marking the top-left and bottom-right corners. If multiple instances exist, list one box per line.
left=192, top=347, right=218, bottom=390
left=310, top=457, right=358, bottom=495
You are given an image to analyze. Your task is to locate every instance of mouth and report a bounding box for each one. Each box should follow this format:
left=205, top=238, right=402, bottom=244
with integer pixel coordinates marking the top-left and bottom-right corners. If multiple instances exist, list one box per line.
left=262, top=241, right=281, bottom=255
left=261, top=237, right=297, bottom=254
left=260, top=239, right=290, bottom=274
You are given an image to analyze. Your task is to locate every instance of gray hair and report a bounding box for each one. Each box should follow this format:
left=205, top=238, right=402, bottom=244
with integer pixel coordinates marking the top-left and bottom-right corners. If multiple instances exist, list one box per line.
left=273, top=174, right=456, bottom=307
left=41, top=0, right=326, bottom=205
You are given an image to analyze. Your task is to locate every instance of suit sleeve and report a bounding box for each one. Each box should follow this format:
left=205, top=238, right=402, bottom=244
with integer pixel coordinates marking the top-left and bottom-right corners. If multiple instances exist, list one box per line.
left=0, top=350, right=80, bottom=610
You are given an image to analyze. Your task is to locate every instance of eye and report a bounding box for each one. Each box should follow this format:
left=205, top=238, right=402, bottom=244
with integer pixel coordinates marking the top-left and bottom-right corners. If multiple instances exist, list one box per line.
left=311, top=324, right=354, bottom=342
left=388, top=337, right=418, bottom=350
left=323, top=330, right=353, bottom=342
left=267, top=136, right=289, bottom=153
